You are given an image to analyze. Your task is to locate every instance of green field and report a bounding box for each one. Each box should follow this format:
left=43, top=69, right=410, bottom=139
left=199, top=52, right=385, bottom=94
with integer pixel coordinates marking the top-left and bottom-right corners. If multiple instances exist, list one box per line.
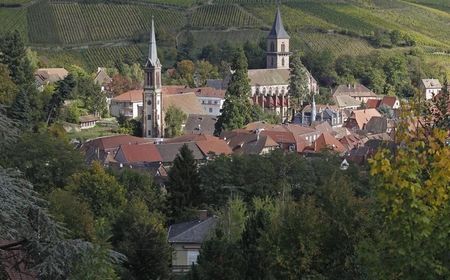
left=0, top=7, right=27, bottom=39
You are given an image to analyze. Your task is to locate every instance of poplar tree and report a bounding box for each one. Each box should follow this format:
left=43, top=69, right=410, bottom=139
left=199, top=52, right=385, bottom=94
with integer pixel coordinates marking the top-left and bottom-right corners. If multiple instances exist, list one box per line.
left=288, top=52, right=310, bottom=110
left=215, top=48, right=253, bottom=135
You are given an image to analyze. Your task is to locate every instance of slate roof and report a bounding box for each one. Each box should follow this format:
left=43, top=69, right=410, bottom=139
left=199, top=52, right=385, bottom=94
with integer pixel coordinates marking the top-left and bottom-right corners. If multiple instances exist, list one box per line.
left=421, top=79, right=441, bottom=89
left=268, top=7, right=290, bottom=39
left=163, top=92, right=206, bottom=116
left=333, top=95, right=361, bottom=108
left=365, top=116, right=388, bottom=134
left=184, top=114, right=217, bottom=135
left=112, top=90, right=143, bottom=103
left=155, top=142, right=204, bottom=163
left=247, top=68, right=290, bottom=86
left=116, top=143, right=162, bottom=163
left=333, top=84, right=377, bottom=98
left=168, top=217, right=217, bottom=244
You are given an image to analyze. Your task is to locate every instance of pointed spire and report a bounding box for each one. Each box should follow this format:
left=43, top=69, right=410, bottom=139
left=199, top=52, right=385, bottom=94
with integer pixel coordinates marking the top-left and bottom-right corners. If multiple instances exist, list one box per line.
left=147, top=17, right=160, bottom=66
left=268, top=5, right=290, bottom=39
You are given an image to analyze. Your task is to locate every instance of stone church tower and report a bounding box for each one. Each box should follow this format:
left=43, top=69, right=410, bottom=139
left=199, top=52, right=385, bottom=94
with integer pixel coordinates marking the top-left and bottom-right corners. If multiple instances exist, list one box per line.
left=143, top=18, right=163, bottom=138
left=266, top=7, right=290, bottom=69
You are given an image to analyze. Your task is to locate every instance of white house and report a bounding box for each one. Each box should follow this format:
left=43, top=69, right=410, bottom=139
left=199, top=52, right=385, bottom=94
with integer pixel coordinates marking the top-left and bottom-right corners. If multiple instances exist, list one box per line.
left=421, top=79, right=442, bottom=100
left=191, top=87, right=225, bottom=116
left=333, top=83, right=379, bottom=103
left=110, top=90, right=143, bottom=119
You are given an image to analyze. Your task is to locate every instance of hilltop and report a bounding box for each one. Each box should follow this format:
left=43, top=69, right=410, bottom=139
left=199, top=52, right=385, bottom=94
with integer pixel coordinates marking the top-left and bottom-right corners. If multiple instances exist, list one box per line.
left=0, top=0, right=449, bottom=74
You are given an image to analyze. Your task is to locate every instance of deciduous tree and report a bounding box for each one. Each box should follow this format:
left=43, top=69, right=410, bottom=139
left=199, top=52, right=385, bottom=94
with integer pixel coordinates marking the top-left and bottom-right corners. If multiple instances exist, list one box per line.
left=164, top=105, right=187, bottom=138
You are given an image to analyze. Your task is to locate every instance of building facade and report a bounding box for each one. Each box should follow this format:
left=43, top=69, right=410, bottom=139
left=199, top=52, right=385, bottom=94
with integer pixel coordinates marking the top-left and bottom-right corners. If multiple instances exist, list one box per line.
left=143, top=18, right=164, bottom=138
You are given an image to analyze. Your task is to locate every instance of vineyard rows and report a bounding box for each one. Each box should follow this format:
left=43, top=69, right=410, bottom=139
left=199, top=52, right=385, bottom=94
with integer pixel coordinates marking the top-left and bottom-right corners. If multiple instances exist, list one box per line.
left=82, top=45, right=144, bottom=69
left=27, top=2, right=184, bottom=44
left=49, top=0, right=197, bottom=7
left=0, top=8, right=27, bottom=38
left=192, top=4, right=260, bottom=28
left=295, top=32, right=374, bottom=56
left=190, top=29, right=265, bottom=48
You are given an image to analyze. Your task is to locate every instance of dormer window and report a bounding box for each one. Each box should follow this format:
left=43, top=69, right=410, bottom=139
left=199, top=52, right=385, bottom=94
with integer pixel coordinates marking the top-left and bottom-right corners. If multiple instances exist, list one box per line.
left=281, top=42, right=286, bottom=52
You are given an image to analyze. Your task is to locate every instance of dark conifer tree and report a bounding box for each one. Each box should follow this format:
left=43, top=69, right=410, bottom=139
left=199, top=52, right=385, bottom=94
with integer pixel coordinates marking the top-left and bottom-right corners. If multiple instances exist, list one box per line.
left=167, top=144, right=201, bottom=220
left=8, top=89, right=31, bottom=128
left=46, top=74, right=76, bottom=125
left=215, top=48, right=253, bottom=135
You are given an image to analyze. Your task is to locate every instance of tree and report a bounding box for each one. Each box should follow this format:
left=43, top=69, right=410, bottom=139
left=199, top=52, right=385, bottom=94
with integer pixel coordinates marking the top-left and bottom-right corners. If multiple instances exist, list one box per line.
left=196, top=60, right=219, bottom=87
left=0, top=166, right=109, bottom=279
left=109, top=74, right=133, bottom=97
left=112, top=199, right=171, bottom=280
left=364, top=111, right=450, bottom=279
left=68, top=162, right=127, bottom=220
left=218, top=196, right=247, bottom=242
left=7, top=89, right=31, bottom=128
left=46, top=74, right=76, bottom=125
left=164, top=105, right=187, bottom=138
left=167, top=144, right=201, bottom=221
left=0, top=63, right=17, bottom=106
left=78, top=75, right=106, bottom=117
left=288, top=52, right=310, bottom=110
left=177, top=59, right=195, bottom=87
left=215, top=49, right=253, bottom=135
left=4, top=131, right=85, bottom=194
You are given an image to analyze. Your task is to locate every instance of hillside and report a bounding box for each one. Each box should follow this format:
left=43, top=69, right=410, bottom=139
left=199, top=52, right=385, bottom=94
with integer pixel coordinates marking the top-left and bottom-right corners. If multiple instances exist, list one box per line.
left=0, top=0, right=449, bottom=74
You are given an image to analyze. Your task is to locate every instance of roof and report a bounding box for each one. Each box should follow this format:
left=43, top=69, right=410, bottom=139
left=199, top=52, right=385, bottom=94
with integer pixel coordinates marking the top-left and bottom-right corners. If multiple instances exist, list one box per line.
left=283, top=124, right=317, bottom=136
left=311, top=121, right=333, bottom=134
left=163, top=92, right=206, bottom=116
left=349, top=108, right=381, bottom=130
left=333, top=84, right=377, bottom=98
left=366, top=99, right=381, bottom=109
left=112, top=89, right=142, bottom=103
left=94, top=68, right=112, bottom=86
left=168, top=217, right=217, bottom=244
left=84, top=134, right=150, bottom=151
left=0, top=240, right=36, bottom=280
left=184, top=114, right=217, bottom=135
left=155, top=142, right=204, bottom=163
left=421, top=79, right=442, bottom=89
left=365, top=116, right=387, bottom=134
left=116, top=143, right=162, bottom=163
left=162, top=85, right=188, bottom=95
left=268, top=7, right=290, bottom=39
left=333, top=95, right=361, bottom=108
left=221, top=130, right=278, bottom=155
left=247, top=68, right=289, bottom=86
left=381, top=96, right=398, bottom=108
left=187, top=87, right=225, bottom=99
left=35, top=68, right=68, bottom=85
left=314, top=132, right=346, bottom=153
left=261, top=130, right=296, bottom=144
left=165, top=134, right=232, bottom=156
left=146, top=18, right=160, bottom=68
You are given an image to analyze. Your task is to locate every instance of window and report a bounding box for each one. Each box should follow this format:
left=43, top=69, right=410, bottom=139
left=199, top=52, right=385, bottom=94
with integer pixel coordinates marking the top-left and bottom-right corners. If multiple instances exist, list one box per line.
left=147, top=100, right=152, bottom=105
left=270, top=41, right=275, bottom=52
left=187, top=251, right=199, bottom=265
left=148, top=130, right=151, bottom=135
left=209, top=108, right=213, bottom=113
left=281, top=42, right=286, bottom=52
left=147, top=114, right=151, bottom=120
left=271, top=57, right=274, bottom=67
left=282, top=57, right=285, bottom=67
left=214, top=101, right=218, bottom=104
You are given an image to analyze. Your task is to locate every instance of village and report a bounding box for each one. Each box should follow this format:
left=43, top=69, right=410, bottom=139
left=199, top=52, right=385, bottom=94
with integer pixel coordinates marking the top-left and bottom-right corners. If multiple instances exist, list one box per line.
left=1, top=2, right=449, bottom=280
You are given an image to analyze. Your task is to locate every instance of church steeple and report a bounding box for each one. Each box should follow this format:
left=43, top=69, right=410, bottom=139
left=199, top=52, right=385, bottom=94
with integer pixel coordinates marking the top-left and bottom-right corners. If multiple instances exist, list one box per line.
left=266, top=6, right=290, bottom=69
left=143, top=17, right=163, bottom=138
left=147, top=17, right=160, bottom=68
left=268, top=6, right=290, bottom=40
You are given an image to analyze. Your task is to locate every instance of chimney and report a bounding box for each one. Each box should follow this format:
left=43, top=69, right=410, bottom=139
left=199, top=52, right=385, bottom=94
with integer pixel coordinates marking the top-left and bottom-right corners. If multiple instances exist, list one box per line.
left=197, top=210, right=208, bottom=221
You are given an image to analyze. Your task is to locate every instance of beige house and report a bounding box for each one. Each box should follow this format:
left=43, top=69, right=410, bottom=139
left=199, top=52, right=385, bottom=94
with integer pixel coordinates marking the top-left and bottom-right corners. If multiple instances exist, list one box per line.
left=110, top=90, right=143, bottom=118
left=333, top=84, right=378, bottom=103
left=168, top=212, right=217, bottom=274
left=420, top=79, right=442, bottom=100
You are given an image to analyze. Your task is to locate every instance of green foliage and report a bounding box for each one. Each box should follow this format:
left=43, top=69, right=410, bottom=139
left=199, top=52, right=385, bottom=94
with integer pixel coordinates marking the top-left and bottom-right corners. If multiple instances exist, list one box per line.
left=218, top=196, right=247, bottom=242
left=164, top=105, right=187, bottom=138
left=68, top=161, right=126, bottom=220
left=195, top=59, right=219, bottom=86
left=46, top=74, right=77, bottom=125
left=167, top=144, right=201, bottom=221
left=7, top=89, right=31, bottom=128
left=112, top=198, right=171, bottom=280
left=3, top=131, right=84, bottom=194
left=0, top=63, right=18, bottom=106
left=288, top=51, right=310, bottom=109
left=215, top=49, right=253, bottom=135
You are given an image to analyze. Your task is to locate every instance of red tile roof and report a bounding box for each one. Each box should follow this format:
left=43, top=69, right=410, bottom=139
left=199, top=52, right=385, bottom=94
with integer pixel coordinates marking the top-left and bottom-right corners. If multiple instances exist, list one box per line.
left=196, top=139, right=232, bottom=156
left=366, top=99, right=381, bottom=109
left=381, top=96, right=397, bottom=108
left=112, top=90, right=143, bottom=103
left=93, top=135, right=150, bottom=150
left=314, top=132, right=346, bottom=153
left=117, top=143, right=162, bottom=163
left=261, top=130, right=296, bottom=144
left=162, top=85, right=188, bottom=95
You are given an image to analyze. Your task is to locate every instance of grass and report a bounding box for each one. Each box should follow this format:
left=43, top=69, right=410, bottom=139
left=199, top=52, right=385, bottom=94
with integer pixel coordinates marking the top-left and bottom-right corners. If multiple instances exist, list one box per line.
left=0, top=0, right=33, bottom=5
left=67, top=125, right=119, bottom=142
left=424, top=54, right=450, bottom=80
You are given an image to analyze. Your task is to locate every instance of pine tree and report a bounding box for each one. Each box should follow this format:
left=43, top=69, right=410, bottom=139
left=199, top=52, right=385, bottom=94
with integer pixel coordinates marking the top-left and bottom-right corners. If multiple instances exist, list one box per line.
left=46, top=74, right=76, bottom=125
left=288, top=52, right=310, bottom=110
left=167, top=144, right=201, bottom=220
left=8, top=89, right=31, bottom=128
left=215, top=49, right=253, bottom=135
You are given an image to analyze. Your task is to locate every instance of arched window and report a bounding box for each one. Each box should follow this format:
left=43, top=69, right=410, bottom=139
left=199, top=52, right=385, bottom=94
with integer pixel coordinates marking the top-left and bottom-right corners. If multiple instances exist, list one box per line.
left=263, top=88, right=266, bottom=94
left=270, top=41, right=275, bottom=52
left=271, top=57, right=274, bottom=67
left=281, top=87, right=285, bottom=94
left=281, top=42, right=286, bottom=52
left=282, top=57, right=285, bottom=67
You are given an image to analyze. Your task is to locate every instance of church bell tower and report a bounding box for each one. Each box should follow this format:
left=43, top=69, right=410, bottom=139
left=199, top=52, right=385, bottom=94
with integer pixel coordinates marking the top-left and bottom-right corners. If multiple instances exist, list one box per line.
left=266, top=6, right=290, bottom=69
left=143, top=18, right=163, bottom=138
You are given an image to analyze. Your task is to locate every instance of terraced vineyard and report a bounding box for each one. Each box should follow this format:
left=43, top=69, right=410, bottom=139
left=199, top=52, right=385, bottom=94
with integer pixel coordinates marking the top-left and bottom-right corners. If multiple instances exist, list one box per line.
left=0, top=8, right=27, bottom=38
left=27, top=2, right=185, bottom=44
left=192, top=4, right=261, bottom=28
left=190, top=29, right=266, bottom=48
left=49, top=0, right=198, bottom=7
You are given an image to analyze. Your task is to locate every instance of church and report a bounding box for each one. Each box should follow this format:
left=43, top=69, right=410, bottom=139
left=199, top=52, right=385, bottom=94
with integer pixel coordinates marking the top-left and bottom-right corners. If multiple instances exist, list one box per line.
left=142, top=7, right=318, bottom=138
left=248, top=7, right=318, bottom=122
